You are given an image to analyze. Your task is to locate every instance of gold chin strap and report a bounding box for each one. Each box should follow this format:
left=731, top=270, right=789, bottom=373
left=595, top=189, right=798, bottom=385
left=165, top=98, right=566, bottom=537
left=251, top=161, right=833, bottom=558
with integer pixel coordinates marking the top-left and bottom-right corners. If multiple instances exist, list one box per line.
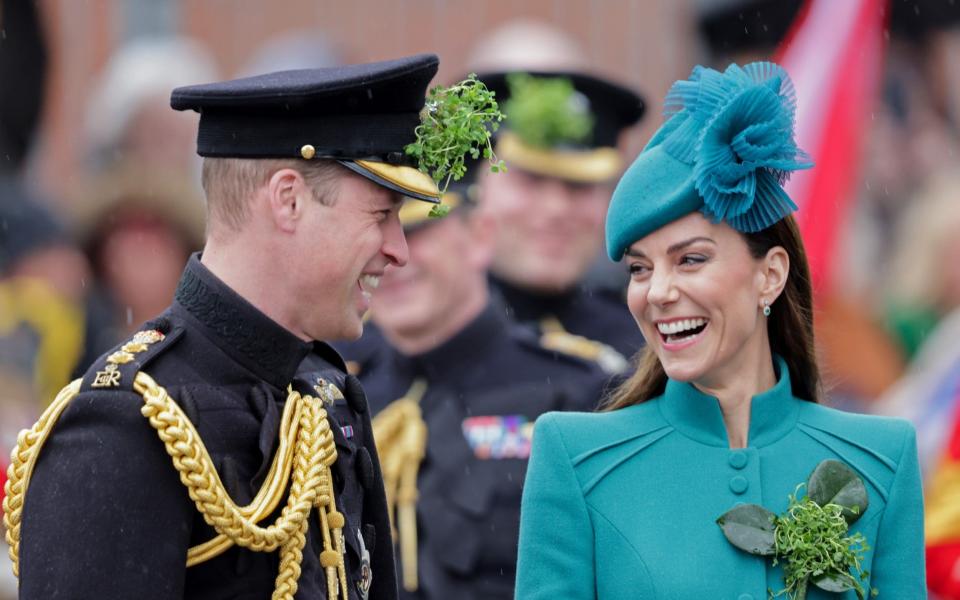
left=370, top=379, right=428, bottom=592
left=4, top=374, right=347, bottom=600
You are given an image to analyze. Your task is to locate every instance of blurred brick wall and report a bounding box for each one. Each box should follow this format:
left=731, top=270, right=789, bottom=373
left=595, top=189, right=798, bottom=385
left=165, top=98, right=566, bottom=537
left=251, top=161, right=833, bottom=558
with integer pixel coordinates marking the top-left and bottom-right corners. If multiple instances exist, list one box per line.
left=34, top=0, right=699, bottom=202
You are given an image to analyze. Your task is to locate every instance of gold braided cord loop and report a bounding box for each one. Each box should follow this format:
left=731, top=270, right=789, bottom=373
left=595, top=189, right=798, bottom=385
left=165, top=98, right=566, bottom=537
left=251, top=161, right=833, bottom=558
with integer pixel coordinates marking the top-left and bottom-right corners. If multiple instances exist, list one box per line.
left=186, top=393, right=302, bottom=566
left=4, top=379, right=83, bottom=577
left=371, top=379, right=428, bottom=592
left=4, top=371, right=349, bottom=600
left=137, top=375, right=347, bottom=599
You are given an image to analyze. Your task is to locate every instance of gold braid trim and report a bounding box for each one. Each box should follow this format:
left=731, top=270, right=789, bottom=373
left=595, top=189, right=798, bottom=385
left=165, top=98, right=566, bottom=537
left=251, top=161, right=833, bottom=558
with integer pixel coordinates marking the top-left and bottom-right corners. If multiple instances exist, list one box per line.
left=4, top=379, right=83, bottom=577
left=3, top=374, right=348, bottom=600
left=371, top=379, right=428, bottom=592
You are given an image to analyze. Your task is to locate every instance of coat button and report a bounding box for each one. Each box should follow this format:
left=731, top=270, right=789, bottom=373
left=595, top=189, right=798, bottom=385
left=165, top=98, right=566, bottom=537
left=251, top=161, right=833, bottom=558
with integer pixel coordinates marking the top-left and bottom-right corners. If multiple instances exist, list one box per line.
left=728, top=450, right=748, bottom=469
left=729, top=475, right=748, bottom=494
left=738, top=595, right=754, bottom=600
left=356, top=447, right=375, bottom=491
left=344, top=374, right=368, bottom=414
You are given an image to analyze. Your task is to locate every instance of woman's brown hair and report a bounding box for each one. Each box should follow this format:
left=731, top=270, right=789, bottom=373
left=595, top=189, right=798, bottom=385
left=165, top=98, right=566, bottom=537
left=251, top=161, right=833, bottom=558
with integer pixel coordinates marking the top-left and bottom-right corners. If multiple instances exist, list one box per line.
left=601, top=214, right=821, bottom=411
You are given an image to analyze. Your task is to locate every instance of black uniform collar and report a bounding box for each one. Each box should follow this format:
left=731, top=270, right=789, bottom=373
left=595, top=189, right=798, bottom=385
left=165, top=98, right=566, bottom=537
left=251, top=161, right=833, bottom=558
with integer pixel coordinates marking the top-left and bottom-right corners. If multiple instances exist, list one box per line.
left=405, top=300, right=509, bottom=380
left=173, top=253, right=312, bottom=389
left=490, top=274, right=578, bottom=323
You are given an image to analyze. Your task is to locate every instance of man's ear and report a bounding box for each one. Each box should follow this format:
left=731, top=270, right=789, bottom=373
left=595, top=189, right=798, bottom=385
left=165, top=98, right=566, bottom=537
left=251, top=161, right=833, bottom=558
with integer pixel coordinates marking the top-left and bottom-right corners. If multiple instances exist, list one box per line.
left=759, top=245, right=790, bottom=307
left=267, top=168, right=309, bottom=233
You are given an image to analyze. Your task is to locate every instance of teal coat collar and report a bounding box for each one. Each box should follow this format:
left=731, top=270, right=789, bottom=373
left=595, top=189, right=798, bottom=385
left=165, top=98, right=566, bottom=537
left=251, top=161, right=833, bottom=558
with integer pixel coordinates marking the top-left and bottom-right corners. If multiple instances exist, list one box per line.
left=658, top=355, right=801, bottom=448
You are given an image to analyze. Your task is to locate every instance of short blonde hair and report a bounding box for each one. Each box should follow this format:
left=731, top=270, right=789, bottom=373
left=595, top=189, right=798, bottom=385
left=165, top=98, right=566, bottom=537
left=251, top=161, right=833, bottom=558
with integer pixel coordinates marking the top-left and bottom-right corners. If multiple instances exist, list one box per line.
left=200, top=157, right=343, bottom=232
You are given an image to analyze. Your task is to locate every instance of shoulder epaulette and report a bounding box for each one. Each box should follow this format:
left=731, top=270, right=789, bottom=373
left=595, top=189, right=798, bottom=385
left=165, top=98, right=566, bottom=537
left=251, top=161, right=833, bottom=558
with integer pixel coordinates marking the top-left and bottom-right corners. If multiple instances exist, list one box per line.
left=9, top=322, right=349, bottom=599
left=80, top=325, right=184, bottom=395
left=539, top=329, right=630, bottom=375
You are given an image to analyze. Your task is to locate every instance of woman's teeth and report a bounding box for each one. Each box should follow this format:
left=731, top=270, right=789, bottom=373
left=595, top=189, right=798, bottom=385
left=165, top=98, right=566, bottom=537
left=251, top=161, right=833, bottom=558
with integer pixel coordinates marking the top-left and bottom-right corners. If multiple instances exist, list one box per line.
left=657, top=318, right=708, bottom=342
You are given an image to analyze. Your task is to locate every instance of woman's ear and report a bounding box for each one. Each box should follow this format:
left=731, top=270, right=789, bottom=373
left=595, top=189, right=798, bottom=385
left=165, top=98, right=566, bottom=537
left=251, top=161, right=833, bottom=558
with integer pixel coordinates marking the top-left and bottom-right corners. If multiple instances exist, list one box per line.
left=760, top=246, right=790, bottom=306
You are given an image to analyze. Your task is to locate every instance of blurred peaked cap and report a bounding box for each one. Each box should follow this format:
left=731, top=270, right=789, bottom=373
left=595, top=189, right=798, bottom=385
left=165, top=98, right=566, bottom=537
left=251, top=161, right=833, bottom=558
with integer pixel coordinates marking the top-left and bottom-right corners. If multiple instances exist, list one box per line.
left=0, top=176, right=69, bottom=274
left=399, top=178, right=477, bottom=232
left=477, top=70, right=645, bottom=182
left=171, top=53, right=442, bottom=202
left=68, top=163, right=206, bottom=250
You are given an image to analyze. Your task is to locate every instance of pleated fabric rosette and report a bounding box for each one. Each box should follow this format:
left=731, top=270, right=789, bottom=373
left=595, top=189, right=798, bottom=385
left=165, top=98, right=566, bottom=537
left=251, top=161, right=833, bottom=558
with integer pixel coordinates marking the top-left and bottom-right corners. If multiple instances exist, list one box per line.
left=605, top=62, right=813, bottom=261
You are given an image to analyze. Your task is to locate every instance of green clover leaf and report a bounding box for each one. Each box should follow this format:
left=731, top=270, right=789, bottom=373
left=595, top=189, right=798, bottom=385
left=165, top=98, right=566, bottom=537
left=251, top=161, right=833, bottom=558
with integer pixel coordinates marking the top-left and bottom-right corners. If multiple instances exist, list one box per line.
left=716, top=504, right=777, bottom=556
left=404, top=74, right=506, bottom=196
left=807, top=459, right=869, bottom=525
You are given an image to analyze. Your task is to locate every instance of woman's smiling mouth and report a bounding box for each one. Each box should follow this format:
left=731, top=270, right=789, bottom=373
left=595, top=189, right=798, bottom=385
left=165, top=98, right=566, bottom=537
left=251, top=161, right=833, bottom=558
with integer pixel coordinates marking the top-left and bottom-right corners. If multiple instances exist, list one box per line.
left=655, top=317, right=709, bottom=348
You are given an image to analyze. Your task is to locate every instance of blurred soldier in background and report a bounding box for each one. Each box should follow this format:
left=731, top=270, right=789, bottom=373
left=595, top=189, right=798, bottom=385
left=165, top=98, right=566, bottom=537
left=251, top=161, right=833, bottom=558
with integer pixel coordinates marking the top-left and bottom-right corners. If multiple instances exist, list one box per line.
left=467, top=21, right=647, bottom=374
left=332, top=187, right=608, bottom=600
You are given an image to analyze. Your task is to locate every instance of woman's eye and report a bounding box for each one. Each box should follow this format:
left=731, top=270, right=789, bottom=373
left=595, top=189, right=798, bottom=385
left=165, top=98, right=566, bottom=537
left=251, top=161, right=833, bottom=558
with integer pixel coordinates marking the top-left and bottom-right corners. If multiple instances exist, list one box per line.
left=628, top=263, right=650, bottom=276
left=680, top=254, right=707, bottom=266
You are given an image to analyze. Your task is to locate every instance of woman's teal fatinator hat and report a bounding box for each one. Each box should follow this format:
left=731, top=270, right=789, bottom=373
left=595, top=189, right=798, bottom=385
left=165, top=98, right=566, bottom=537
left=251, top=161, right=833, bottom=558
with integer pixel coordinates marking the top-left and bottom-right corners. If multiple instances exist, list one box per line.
left=605, top=62, right=813, bottom=260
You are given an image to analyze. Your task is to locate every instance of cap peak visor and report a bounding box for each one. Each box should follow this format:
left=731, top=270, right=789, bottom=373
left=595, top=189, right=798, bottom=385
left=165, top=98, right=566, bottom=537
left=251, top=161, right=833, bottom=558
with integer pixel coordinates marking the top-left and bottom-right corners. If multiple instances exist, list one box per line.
left=497, top=131, right=622, bottom=183
left=340, top=160, right=440, bottom=203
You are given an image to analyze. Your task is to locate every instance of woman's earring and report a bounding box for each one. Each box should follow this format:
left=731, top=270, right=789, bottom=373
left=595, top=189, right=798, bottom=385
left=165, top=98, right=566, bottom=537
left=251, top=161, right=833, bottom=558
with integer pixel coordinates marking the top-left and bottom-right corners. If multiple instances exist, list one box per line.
left=762, top=301, right=771, bottom=317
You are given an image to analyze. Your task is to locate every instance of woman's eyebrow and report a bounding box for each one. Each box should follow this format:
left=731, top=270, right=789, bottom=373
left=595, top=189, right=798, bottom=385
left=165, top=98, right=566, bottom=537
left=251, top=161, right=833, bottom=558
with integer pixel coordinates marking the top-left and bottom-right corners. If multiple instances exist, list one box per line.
left=626, top=236, right=716, bottom=258
left=666, top=237, right=716, bottom=255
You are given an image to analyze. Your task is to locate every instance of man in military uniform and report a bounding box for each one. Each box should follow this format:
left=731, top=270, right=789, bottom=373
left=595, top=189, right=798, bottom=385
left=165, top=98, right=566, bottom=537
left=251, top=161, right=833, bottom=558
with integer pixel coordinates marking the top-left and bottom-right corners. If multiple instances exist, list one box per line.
left=6, top=54, right=447, bottom=600
left=467, top=22, right=647, bottom=373
left=331, top=189, right=609, bottom=599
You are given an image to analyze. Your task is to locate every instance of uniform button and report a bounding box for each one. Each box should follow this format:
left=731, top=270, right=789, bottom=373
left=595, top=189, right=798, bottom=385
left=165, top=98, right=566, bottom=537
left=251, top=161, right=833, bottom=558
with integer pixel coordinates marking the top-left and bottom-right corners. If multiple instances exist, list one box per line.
left=728, top=450, right=748, bottom=469
left=356, top=447, right=375, bottom=491
left=729, top=475, right=749, bottom=495
left=344, top=375, right=368, bottom=414
left=738, top=595, right=754, bottom=600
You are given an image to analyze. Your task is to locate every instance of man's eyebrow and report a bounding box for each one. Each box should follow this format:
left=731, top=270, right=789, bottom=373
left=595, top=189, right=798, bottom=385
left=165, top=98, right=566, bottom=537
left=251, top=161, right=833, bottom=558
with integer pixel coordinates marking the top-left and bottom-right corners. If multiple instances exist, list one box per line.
left=625, top=236, right=716, bottom=259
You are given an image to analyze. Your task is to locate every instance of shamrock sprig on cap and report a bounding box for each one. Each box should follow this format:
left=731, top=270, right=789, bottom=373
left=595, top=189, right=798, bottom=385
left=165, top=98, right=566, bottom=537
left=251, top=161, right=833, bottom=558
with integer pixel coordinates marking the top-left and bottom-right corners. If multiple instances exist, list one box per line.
left=716, top=460, right=876, bottom=600
left=504, top=73, right=594, bottom=149
left=405, top=74, right=506, bottom=217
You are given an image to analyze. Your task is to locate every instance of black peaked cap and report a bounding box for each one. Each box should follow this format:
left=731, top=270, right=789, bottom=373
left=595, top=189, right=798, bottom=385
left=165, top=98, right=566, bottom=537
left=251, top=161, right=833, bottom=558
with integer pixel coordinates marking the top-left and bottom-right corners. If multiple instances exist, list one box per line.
left=171, top=53, right=439, bottom=164
left=477, top=70, right=645, bottom=149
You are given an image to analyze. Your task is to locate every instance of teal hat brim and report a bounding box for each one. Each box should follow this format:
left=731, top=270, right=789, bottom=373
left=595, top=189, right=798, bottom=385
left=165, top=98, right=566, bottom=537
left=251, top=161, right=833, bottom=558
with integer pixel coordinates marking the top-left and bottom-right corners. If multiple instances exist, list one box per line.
left=605, top=143, right=701, bottom=261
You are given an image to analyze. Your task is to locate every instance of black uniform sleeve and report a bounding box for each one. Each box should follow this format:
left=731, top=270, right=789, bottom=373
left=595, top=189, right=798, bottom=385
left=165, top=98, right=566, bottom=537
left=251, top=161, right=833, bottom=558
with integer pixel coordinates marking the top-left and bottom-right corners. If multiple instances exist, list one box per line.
left=18, top=390, right=194, bottom=599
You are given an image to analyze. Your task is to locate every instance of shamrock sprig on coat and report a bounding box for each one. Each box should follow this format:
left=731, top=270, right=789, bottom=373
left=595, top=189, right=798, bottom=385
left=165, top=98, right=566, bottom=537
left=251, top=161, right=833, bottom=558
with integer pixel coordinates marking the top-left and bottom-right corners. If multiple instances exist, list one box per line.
left=716, top=460, right=877, bottom=600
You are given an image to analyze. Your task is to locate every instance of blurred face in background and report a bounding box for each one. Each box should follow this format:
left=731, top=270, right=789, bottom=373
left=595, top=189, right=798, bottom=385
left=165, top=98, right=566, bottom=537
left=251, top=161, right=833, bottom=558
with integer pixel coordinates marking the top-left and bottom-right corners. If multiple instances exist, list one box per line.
left=477, top=166, right=610, bottom=294
left=371, top=210, right=492, bottom=347
left=96, top=213, right=190, bottom=329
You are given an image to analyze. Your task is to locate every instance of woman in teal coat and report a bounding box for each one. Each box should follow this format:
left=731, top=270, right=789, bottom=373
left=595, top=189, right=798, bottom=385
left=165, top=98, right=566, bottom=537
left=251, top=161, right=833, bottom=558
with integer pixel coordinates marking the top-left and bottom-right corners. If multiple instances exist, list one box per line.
left=514, top=63, right=926, bottom=599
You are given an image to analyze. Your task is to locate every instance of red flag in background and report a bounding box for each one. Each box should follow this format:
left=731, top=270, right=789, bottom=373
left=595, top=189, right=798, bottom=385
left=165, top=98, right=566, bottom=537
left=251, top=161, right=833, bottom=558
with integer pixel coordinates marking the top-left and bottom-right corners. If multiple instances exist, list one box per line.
left=775, top=0, right=889, bottom=297
left=925, top=378, right=960, bottom=598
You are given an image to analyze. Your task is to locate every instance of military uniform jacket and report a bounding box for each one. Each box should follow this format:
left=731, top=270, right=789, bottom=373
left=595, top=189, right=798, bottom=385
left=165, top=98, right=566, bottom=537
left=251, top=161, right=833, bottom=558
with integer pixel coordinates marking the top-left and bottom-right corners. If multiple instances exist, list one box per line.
left=491, top=276, right=644, bottom=366
left=340, top=303, right=609, bottom=600
left=18, top=254, right=397, bottom=600
left=515, top=356, right=927, bottom=599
